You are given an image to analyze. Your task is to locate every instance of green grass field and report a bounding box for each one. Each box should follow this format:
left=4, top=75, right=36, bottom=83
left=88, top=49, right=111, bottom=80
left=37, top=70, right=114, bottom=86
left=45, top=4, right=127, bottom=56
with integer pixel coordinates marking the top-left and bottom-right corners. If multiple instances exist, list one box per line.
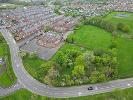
left=69, top=25, right=112, bottom=50
left=104, top=12, right=133, bottom=32
left=1, top=88, right=133, bottom=100
left=117, top=35, right=133, bottom=78
left=0, top=34, right=16, bottom=87
left=23, top=56, right=46, bottom=79
left=103, top=12, right=133, bottom=78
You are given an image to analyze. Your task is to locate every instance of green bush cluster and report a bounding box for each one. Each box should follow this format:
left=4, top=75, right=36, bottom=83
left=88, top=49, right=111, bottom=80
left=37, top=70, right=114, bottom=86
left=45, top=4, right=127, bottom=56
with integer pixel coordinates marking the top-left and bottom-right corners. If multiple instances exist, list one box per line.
left=117, top=23, right=131, bottom=33
left=85, top=17, right=117, bottom=33
left=84, top=17, right=131, bottom=34
left=44, top=47, right=118, bottom=87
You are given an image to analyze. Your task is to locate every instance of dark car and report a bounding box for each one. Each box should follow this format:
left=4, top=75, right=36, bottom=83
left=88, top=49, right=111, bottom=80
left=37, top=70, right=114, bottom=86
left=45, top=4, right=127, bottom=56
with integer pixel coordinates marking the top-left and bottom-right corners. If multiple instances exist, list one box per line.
left=88, top=87, right=93, bottom=90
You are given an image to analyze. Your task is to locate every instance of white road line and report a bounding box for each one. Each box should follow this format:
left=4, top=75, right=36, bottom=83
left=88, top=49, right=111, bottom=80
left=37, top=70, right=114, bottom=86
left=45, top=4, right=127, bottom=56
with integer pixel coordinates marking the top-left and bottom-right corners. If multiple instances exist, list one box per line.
left=127, top=83, right=131, bottom=86
left=78, top=92, right=82, bottom=96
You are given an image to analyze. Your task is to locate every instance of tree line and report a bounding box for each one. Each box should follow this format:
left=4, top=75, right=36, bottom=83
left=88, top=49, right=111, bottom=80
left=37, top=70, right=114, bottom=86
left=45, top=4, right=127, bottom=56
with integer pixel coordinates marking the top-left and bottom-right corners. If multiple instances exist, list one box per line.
left=84, top=17, right=131, bottom=34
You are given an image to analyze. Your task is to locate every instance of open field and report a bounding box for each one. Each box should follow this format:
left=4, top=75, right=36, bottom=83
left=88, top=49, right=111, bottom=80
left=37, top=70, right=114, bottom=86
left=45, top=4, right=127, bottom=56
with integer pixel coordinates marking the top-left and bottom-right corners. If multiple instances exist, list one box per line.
left=116, top=38, right=133, bottom=78
left=68, top=25, right=112, bottom=50
left=104, top=12, right=133, bottom=32
left=0, top=33, right=16, bottom=87
left=103, top=12, right=133, bottom=36
left=102, top=12, right=133, bottom=78
left=1, top=88, right=133, bottom=100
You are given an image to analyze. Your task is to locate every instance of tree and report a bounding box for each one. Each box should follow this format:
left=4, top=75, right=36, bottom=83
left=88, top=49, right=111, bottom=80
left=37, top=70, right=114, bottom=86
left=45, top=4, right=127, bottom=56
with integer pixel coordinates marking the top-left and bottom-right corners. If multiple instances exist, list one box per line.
left=117, top=23, right=131, bottom=33
left=55, top=51, right=67, bottom=68
left=75, top=54, right=84, bottom=66
left=98, top=73, right=106, bottom=82
left=19, top=51, right=28, bottom=58
left=89, top=71, right=99, bottom=83
left=72, top=65, right=85, bottom=78
left=28, top=52, right=38, bottom=59
left=66, top=49, right=81, bottom=61
left=38, top=62, right=51, bottom=78
left=66, top=36, right=74, bottom=44
left=83, top=51, right=95, bottom=74
left=43, top=26, right=52, bottom=32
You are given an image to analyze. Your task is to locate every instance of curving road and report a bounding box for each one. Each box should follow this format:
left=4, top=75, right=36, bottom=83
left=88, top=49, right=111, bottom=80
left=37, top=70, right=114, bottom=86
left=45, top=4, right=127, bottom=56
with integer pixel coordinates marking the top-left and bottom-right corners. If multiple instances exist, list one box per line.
left=0, top=81, right=22, bottom=97
left=1, top=28, right=133, bottom=98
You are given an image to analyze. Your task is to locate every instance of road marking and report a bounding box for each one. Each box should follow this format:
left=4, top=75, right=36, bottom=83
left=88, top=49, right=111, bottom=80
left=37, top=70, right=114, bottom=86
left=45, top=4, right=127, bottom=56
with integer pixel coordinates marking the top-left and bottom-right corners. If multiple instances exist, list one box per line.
left=95, top=86, right=98, bottom=90
left=17, top=64, right=19, bottom=67
left=78, top=92, right=82, bottom=96
left=127, top=83, right=131, bottom=86
left=13, top=40, right=16, bottom=44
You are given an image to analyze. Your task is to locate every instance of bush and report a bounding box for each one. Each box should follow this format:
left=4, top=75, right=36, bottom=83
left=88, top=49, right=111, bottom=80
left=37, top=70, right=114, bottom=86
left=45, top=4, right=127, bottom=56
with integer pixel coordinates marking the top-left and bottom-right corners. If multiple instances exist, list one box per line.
left=117, top=23, right=131, bottom=33
left=66, top=36, right=74, bottom=44
left=43, top=26, right=52, bottom=32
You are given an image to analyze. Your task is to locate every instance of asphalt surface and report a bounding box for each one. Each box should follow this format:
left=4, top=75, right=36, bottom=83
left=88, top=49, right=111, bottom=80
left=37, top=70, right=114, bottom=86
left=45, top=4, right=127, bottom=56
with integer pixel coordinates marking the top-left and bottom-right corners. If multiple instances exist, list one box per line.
left=0, top=81, right=22, bottom=97
left=1, top=28, right=133, bottom=98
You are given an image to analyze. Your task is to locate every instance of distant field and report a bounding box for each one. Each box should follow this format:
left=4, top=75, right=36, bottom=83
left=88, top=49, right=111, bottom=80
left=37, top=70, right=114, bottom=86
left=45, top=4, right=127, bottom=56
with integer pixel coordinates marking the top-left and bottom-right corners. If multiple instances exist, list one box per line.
left=0, top=33, right=16, bottom=87
left=104, top=12, right=133, bottom=34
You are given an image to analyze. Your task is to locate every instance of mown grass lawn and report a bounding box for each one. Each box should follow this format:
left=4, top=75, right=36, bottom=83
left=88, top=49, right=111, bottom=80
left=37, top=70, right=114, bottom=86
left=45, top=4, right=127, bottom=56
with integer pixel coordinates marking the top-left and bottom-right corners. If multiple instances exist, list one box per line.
left=69, top=25, right=112, bottom=50
left=117, top=38, right=133, bottom=78
left=0, top=34, right=16, bottom=87
left=23, top=56, right=46, bottom=79
left=1, top=88, right=133, bottom=100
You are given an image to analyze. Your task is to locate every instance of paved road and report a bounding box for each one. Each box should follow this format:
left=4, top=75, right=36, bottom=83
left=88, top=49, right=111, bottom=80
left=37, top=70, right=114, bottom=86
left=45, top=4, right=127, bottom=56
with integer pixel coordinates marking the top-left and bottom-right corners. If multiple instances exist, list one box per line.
left=1, top=28, right=133, bottom=98
left=0, top=81, right=22, bottom=97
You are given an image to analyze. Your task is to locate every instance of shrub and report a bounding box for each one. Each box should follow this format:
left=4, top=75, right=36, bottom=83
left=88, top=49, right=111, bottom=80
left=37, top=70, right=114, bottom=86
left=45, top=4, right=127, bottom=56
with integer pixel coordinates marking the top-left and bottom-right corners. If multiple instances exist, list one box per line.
left=117, top=23, right=131, bottom=33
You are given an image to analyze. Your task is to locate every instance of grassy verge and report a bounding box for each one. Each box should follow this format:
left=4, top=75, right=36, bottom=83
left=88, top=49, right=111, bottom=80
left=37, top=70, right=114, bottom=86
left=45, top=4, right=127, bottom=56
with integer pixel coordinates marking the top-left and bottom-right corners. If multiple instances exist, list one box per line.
left=0, top=33, right=16, bottom=87
left=1, top=88, right=133, bottom=100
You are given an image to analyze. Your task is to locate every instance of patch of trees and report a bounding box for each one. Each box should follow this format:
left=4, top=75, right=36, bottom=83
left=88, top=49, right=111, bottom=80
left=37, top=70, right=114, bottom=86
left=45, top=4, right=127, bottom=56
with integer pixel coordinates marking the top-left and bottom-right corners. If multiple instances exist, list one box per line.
left=54, top=5, right=61, bottom=15
left=44, top=47, right=118, bottom=87
left=117, top=23, right=131, bottom=33
left=84, top=17, right=117, bottom=33
left=84, top=17, right=131, bottom=34
left=43, top=26, right=53, bottom=32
